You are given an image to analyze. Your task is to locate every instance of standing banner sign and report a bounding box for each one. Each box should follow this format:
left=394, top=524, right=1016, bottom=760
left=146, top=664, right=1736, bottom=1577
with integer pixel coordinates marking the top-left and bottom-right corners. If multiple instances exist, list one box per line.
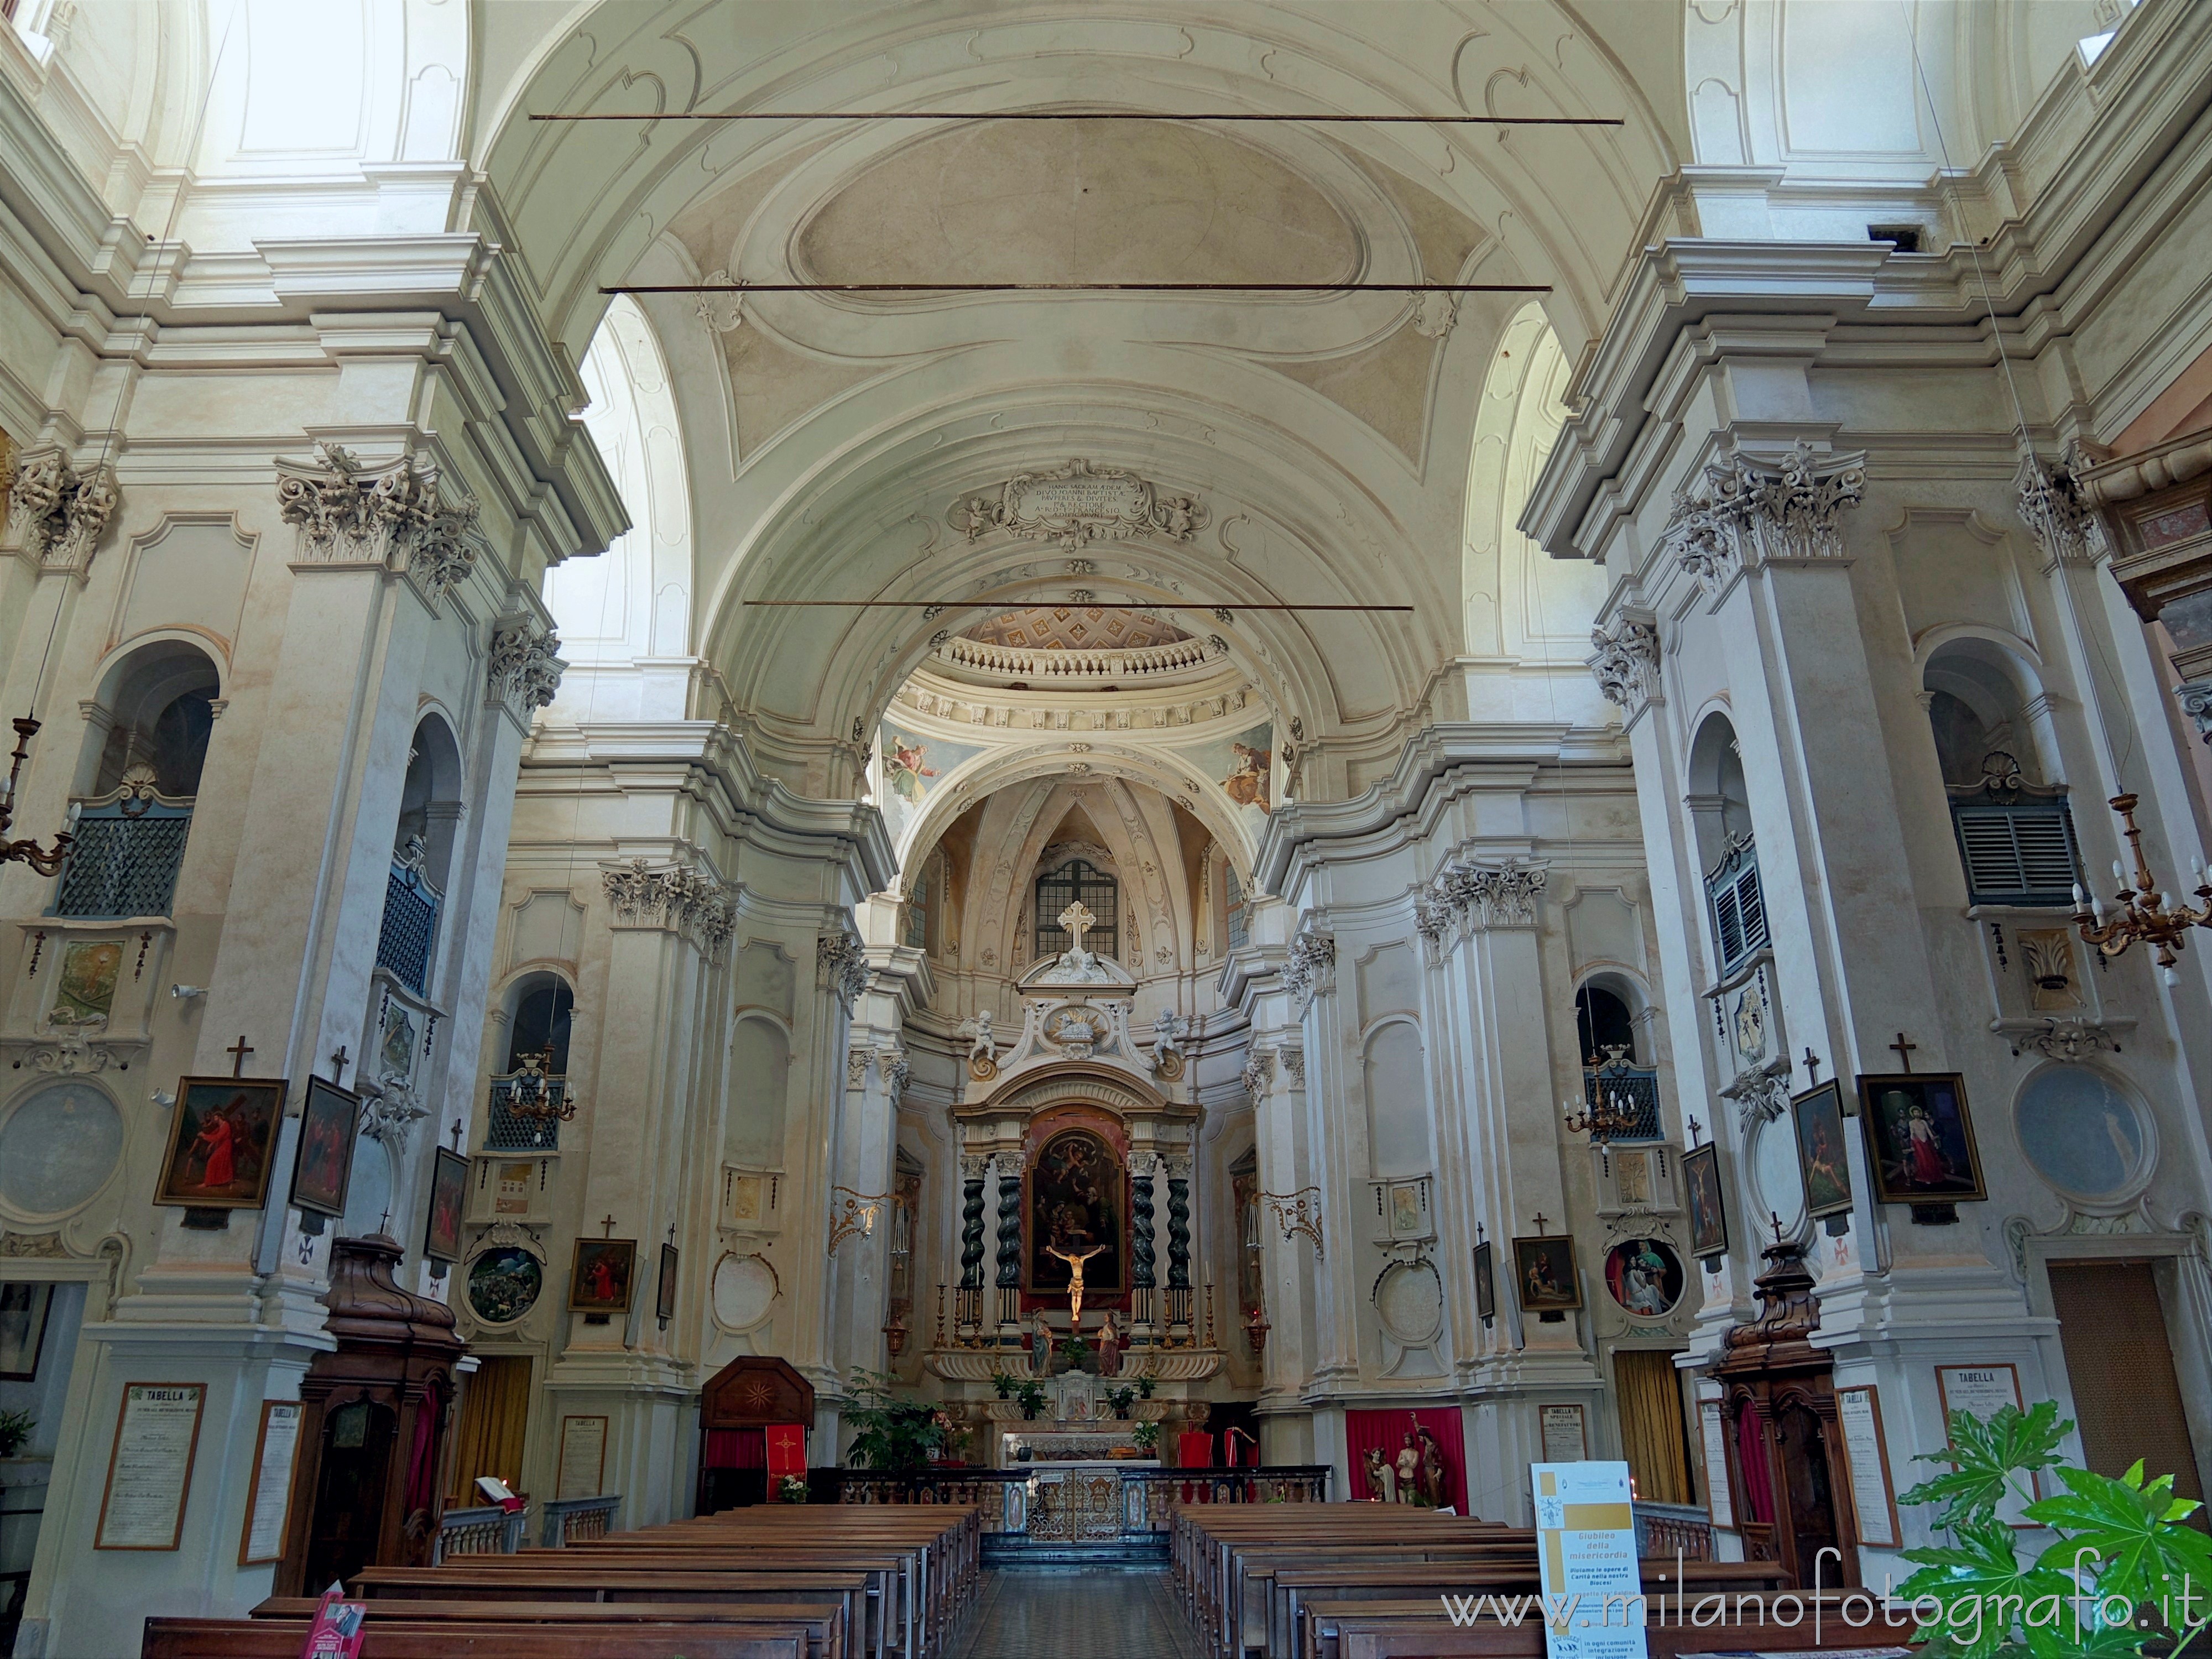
left=1531, top=1461, right=1649, bottom=1659
left=765, top=1423, right=808, bottom=1485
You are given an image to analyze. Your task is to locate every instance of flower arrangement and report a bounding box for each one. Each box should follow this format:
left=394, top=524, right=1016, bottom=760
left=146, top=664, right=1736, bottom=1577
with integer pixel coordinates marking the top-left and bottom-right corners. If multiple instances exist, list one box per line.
left=1105, top=1386, right=1136, bottom=1420
left=1136, top=1373, right=1156, bottom=1400
left=1060, top=1333, right=1092, bottom=1371
left=776, top=1474, right=809, bottom=1504
left=1131, top=1420, right=1161, bottom=1455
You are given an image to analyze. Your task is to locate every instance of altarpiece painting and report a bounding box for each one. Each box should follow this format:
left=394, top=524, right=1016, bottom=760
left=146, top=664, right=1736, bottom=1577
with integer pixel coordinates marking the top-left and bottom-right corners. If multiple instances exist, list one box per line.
left=1023, top=1124, right=1126, bottom=1304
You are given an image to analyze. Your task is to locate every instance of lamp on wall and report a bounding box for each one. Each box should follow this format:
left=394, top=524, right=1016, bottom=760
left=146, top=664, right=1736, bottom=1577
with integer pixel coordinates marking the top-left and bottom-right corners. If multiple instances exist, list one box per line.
left=2071, top=793, right=2212, bottom=986
left=0, top=716, right=76, bottom=875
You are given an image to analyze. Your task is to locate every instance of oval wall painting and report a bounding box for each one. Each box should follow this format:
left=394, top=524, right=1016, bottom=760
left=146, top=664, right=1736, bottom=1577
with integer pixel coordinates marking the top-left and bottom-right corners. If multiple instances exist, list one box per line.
left=466, top=1246, right=544, bottom=1325
left=2016, top=1067, right=2147, bottom=1203
left=1604, top=1237, right=1684, bottom=1318
left=0, top=1083, right=124, bottom=1217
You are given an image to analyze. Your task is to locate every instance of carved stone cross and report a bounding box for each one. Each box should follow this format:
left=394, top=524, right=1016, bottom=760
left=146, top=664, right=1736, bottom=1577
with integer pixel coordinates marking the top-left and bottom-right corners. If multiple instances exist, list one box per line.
left=1057, top=900, right=1095, bottom=954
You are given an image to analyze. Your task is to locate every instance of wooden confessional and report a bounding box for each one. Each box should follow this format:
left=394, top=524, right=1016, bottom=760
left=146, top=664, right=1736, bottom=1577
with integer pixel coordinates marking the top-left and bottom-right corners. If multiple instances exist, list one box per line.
left=696, top=1355, right=815, bottom=1514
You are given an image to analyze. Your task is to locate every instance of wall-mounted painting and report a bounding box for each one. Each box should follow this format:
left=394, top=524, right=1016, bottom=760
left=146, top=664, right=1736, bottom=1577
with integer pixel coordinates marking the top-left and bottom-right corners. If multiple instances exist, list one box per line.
left=1183, top=723, right=1275, bottom=838
left=1603, top=1237, right=1684, bottom=1318
left=288, top=1077, right=359, bottom=1220
left=1856, top=1073, right=1986, bottom=1207
left=570, top=1238, right=638, bottom=1313
left=876, top=723, right=983, bottom=849
left=1790, top=1081, right=1854, bottom=1220
left=1683, top=1142, right=1728, bottom=1258
left=1512, top=1234, right=1582, bottom=1312
left=154, top=1077, right=287, bottom=1211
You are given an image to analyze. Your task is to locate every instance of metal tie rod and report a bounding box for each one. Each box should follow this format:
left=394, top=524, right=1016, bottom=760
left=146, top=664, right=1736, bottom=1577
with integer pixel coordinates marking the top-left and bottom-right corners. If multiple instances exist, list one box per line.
left=609, top=281, right=1544, bottom=294
left=743, top=601, right=1414, bottom=611
left=534, top=110, right=1622, bottom=126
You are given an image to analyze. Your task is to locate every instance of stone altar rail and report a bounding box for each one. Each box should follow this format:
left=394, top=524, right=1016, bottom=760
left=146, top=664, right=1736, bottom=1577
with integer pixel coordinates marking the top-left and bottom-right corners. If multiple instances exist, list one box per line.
left=833, top=1465, right=1332, bottom=1554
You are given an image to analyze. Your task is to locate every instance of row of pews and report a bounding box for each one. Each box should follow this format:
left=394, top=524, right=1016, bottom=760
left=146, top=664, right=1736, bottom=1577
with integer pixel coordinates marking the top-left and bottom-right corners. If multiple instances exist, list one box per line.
left=141, top=1504, right=983, bottom=1659
left=1171, top=1505, right=1901, bottom=1659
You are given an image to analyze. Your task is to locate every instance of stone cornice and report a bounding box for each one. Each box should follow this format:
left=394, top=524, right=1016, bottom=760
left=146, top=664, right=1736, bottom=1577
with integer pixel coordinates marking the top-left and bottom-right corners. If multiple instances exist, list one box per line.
left=1523, top=0, right=2212, bottom=562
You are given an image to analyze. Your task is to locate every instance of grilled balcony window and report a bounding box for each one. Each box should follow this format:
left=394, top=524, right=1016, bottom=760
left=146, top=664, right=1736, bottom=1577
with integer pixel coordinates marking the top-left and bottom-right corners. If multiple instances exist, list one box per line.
left=54, top=781, right=194, bottom=919
left=1035, top=858, right=1119, bottom=959
left=486, top=1073, right=568, bottom=1151
left=377, top=848, right=442, bottom=995
left=1583, top=1055, right=1663, bottom=1142
left=1705, top=834, right=1770, bottom=978
left=1947, top=771, right=2082, bottom=908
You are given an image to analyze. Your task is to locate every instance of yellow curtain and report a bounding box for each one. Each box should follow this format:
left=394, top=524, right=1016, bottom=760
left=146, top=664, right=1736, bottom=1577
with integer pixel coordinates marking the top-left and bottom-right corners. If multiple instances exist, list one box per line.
left=1615, top=1348, right=1693, bottom=1506
left=449, top=1355, right=533, bottom=1503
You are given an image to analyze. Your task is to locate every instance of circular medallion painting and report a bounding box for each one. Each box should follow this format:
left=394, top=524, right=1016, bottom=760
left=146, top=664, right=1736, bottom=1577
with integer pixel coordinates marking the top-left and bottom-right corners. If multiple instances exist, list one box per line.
left=0, top=1082, right=124, bottom=1218
left=711, top=1253, right=779, bottom=1332
left=2016, top=1066, right=2150, bottom=1205
left=1373, top=1259, right=1444, bottom=1346
left=1604, top=1238, right=1684, bottom=1318
left=466, top=1246, right=543, bottom=1325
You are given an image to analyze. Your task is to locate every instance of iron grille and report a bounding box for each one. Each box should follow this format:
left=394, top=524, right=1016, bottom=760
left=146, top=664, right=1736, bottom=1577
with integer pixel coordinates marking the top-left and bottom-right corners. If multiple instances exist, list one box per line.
left=377, top=857, right=441, bottom=994
left=1705, top=837, right=1770, bottom=978
left=1583, top=1065, right=1663, bottom=1141
left=1225, top=866, right=1249, bottom=952
left=54, top=802, right=192, bottom=919
left=1950, top=796, right=2081, bottom=907
left=486, top=1076, right=567, bottom=1151
left=1035, top=858, right=1119, bottom=958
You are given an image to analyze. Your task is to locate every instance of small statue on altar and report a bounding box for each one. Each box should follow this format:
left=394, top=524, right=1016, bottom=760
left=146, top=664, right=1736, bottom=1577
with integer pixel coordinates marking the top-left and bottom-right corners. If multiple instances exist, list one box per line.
left=1395, top=1431, right=1422, bottom=1504
left=1416, top=1424, right=1448, bottom=1510
left=1095, top=1313, right=1122, bottom=1377
left=1031, top=1311, right=1055, bottom=1378
left=1363, top=1445, right=1395, bottom=1503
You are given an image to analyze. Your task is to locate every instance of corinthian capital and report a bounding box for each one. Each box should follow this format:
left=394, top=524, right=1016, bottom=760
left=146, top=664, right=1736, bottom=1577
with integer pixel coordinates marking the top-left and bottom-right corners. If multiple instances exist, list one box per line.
left=275, top=441, right=480, bottom=601
left=1662, top=440, right=1866, bottom=598
left=6, top=448, right=117, bottom=575
left=488, top=619, right=566, bottom=714
left=1588, top=618, right=1662, bottom=717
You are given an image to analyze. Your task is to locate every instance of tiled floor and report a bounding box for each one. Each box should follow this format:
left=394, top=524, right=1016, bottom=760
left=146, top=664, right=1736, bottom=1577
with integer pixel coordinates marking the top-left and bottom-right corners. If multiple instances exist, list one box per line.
left=954, top=1567, right=1202, bottom=1659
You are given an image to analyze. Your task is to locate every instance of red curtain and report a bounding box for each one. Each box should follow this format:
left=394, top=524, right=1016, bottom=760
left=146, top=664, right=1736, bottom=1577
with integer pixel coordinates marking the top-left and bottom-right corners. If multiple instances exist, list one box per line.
left=1177, top=1431, right=1216, bottom=1468
left=1344, top=1407, right=1469, bottom=1515
left=705, top=1427, right=766, bottom=1468
left=1733, top=1404, right=1776, bottom=1525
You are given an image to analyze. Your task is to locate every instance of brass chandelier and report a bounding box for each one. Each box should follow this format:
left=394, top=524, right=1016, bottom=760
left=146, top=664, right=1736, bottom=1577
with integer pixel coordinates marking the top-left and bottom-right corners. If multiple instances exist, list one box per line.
left=0, top=716, right=77, bottom=876
left=2072, top=793, right=2212, bottom=985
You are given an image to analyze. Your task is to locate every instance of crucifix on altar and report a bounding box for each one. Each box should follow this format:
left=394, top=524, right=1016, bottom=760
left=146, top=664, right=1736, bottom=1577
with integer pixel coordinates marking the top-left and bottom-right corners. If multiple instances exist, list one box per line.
left=1057, top=899, right=1095, bottom=959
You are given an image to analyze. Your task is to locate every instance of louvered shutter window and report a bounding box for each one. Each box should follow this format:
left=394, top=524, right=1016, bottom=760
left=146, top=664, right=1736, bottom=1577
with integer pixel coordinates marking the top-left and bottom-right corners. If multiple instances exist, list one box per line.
left=1950, top=799, right=2081, bottom=907
left=1707, top=842, right=1770, bottom=978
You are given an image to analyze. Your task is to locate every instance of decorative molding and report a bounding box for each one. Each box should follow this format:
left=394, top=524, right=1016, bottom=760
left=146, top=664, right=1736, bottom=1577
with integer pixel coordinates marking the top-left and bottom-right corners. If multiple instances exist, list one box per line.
left=1240, top=1049, right=1275, bottom=1104
left=846, top=1047, right=872, bottom=1091
left=817, top=928, right=870, bottom=1014
left=0, top=1229, right=72, bottom=1259
left=1282, top=931, right=1337, bottom=1015
left=948, top=459, right=1207, bottom=551
left=6, top=447, right=117, bottom=575
left=896, top=675, right=1254, bottom=731
left=358, top=1076, right=430, bottom=1151
left=602, top=858, right=737, bottom=956
left=1280, top=1047, right=1306, bottom=1090
left=1261, top=1187, right=1325, bottom=1260
left=1662, top=440, right=1866, bottom=598
left=2008, top=1019, right=2120, bottom=1061
left=1417, top=858, right=1548, bottom=960
left=1720, top=1056, right=1792, bottom=1130
left=879, top=1047, right=911, bottom=1103
left=2015, top=451, right=2106, bottom=568
left=829, top=1187, right=888, bottom=1253
left=6, top=1011, right=136, bottom=1074
left=2177, top=679, right=2212, bottom=747
left=1588, top=618, right=1662, bottom=716
left=274, top=441, right=480, bottom=602
left=488, top=619, right=566, bottom=713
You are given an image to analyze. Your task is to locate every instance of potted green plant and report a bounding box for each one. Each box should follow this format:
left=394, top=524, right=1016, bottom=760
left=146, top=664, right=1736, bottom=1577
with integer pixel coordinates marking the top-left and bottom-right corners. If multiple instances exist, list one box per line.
left=0, top=1408, right=33, bottom=1459
left=1015, top=1379, right=1048, bottom=1421
left=990, top=1370, right=1016, bottom=1399
left=1136, top=1373, right=1156, bottom=1400
left=1131, top=1420, right=1161, bottom=1457
left=1061, top=1333, right=1092, bottom=1373
left=841, top=1368, right=950, bottom=1472
left=1105, top=1386, right=1136, bottom=1420
left=1896, top=1401, right=2212, bottom=1657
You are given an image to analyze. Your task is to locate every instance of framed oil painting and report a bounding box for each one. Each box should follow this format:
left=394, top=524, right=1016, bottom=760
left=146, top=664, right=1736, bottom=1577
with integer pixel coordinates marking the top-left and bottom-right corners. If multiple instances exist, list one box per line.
left=656, top=1241, right=680, bottom=1323
left=424, top=1147, right=467, bottom=1264
left=1790, top=1080, right=1854, bottom=1220
left=1683, top=1141, right=1729, bottom=1258
left=1512, top=1234, right=1582, bottom=1312
left=154, top=1077, right=288, bottom=1211
left=1, top=1281, right=54, bottom=1379
left=288, top=1077, right=359, bottom=1220
left=1472, top=1240, right=1495, bottom=1322
left=569, top=1237, right=637, bottom=1313
left=1855, top=1072, right=1987, bottom=1207
left=1603, top=1237, right=1684, bottom=1318
left=466, top=1246, right=542, bottom=1325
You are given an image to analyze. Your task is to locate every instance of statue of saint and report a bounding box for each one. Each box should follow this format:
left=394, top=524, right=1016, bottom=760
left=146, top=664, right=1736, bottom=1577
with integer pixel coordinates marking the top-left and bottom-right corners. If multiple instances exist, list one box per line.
left=1416, top=1424, right=1448, bottom=1509
left=1095, top=1313, right=1122, bottom=1378
left=1395, top=1431, right=1422, bottom=1505
left=1031, top=1310, right=1055, bottom=1378
left=1046, top=1241, right=1107, bottom=1329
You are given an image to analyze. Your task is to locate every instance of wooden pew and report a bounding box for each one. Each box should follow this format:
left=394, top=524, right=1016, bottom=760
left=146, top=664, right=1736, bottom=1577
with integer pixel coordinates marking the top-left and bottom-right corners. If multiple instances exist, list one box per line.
left=253, top=1597, right=846, bottom=1659
left=1305, top=1592, right=1911, bottom=1659
left=143, top=1618, right=808, bottom=1658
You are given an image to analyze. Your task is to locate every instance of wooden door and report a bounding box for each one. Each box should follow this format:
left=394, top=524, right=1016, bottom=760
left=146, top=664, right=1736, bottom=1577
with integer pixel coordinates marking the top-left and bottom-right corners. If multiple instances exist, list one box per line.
left=2049, top=1259, right=2205, bottom=1505
left=303, top=1399, right=397, bottom=1592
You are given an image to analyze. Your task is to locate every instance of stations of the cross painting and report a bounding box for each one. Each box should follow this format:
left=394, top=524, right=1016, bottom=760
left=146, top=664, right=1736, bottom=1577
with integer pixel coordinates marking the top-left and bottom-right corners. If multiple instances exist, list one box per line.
left=1058, top=899, right=1095, bottom=956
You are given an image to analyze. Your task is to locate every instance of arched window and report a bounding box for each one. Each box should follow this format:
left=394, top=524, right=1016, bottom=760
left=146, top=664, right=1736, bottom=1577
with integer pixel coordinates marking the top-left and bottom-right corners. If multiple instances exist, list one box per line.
left=505, top=975, right=574, bottom=1073
left=1689, top=714, right=1767, bottom=977
left=377, top=717, right=460, bottom=995
left=1923, top=642, right=2080, bottom=907
left=1035, top=858, right=1118, bottom=959
left=1223, top=862, right=1248, bottom=952
left=56, top=641, right=219, bottom=918
left=1575, top=983, right=1635, bottom=1065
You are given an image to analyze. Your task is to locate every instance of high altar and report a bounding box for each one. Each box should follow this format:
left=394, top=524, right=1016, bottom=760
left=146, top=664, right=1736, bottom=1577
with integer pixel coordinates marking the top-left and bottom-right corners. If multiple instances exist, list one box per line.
left=925, top=925, right=1223, bottom=1474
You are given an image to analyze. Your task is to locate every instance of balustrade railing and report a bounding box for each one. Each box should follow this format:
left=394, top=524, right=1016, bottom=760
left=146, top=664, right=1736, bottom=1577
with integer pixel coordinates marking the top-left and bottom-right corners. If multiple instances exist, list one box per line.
left=432, top=1503, right=528, bottom=1562
left=1632, top=1500, right=1715, bottom=1561
left=540, top=1494, right=620, bottom=1546
left=933, top=636, right=1214, bottom=680
left=831, top=1464, right=1329, bottom=1539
